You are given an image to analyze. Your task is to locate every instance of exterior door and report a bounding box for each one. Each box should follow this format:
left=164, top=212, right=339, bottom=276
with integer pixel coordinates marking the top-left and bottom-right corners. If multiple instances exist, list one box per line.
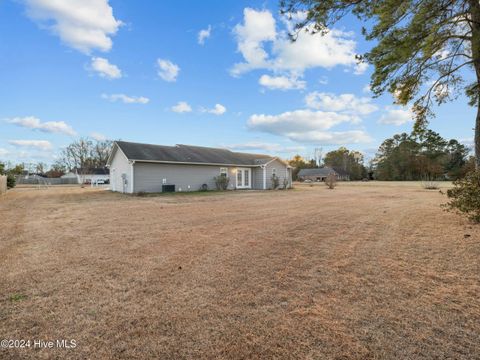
left=236, top=168, right=251, bottom=189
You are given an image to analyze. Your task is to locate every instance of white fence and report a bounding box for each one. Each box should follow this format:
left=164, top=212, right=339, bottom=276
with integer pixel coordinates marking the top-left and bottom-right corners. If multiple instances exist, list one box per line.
left=0, top=175, right=6, bottom=195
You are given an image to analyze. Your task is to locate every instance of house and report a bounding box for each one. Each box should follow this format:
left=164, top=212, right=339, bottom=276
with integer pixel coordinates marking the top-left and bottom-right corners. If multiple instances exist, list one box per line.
left=297, top=167, right=350, bottom=182
left=106, top=141, right=292, bottom=193
left=61, top=168, right=110, bottom=184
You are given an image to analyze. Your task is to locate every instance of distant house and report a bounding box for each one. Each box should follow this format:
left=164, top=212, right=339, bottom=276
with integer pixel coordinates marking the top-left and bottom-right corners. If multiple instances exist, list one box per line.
left=106, top=141, right=292, bottom=193
left=61, top=168, right=110, bottom=184
left=297, top=167, right=350, bottom=182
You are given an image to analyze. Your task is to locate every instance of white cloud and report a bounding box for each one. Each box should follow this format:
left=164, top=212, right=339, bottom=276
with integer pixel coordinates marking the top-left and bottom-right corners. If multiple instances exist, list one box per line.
left=378, top=107, right=414, bottom=126
left=0, top=148, right=9, bottom=157
left=101, top=93, right=149, bottom=104
left=198, top=25, right=212, bottom=45
left=248, top=109, right=359, bottom=133
left=231, top=8, right=362, bottom=77
left=25, top=0, right=122, bottom=54
left=231, top=8, right=276, bottom=76
left=90, top=57, right=122, bottom=79
left=286, top=130, right=372, bottom=144
left=354, top=62, right=368, bottom=75
left=6, top=116, right=76, bottom=136
left=202, top=103, right=227, bottom=115
left=157, top=59, right=180, bottom=82
left=362, top=84, right=371, bottom=93
left=247, top=109, right=371, bottom=145
left=225, top=142, right=305, bottom=153
left=9, top=140, right=53, bottom=150
left=90, top=132, right=107, bottom=141
left=272, top=29, right=358, bottom=72
left=259, top=74, right=306, bottom=90
left=304, top=92, right=378, bottom=116
left=460, top=137, right=473, bottom=146
left=460, top=138, right=475, bottom=153
left=171, top=101, right=192, bottom=113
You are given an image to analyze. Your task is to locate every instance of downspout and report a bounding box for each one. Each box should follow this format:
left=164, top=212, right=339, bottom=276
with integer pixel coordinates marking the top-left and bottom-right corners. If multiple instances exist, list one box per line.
left=130, top=160, right=135, bottom=193
left=262, top=165, right=266, bottom=190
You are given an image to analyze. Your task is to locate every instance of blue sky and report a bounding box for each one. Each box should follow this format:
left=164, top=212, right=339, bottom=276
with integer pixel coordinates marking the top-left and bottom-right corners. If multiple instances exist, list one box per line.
left=0, top=0, right=476, bottom=166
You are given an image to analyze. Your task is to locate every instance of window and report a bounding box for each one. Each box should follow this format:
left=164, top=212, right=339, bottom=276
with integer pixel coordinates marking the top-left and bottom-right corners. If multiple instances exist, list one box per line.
left=237, top=170, right=242, bottom=183
left=220, top=167, right=228, bottom=177
left=272, top=168, right=276, bottom=176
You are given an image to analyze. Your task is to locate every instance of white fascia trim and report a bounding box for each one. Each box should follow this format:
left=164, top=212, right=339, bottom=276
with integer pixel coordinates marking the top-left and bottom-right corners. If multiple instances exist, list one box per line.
left=131, top=159, right=262, bottom=167
left=106, top=142, right=118, bottom=166
left=107, top=143, right=130, bottom=167
left=263, top=157, right=278, bottom=166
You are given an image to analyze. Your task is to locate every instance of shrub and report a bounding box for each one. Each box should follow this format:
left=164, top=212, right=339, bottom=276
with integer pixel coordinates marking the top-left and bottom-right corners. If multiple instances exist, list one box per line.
left=422, top=180, right=439, bottom=190
left=271, top=174, right=279, bottom=189
left=282, top=177, right=289, bottom=189
left=444, top=170, right=480, bottom=223
left=325, top=173, right=337, bottom=189
left=214, top=176, right=229, bottom=190
left=6, top=174, right=16, bottom=189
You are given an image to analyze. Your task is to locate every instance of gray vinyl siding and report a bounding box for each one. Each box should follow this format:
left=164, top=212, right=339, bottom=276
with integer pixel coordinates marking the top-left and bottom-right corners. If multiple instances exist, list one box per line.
left=252, top=167, right=264, bottom=190
left=133, top=163, right=263, bottom=193
left=265, top=159, right=290, bottom=189
left=110, top=148, right=131, bottom=193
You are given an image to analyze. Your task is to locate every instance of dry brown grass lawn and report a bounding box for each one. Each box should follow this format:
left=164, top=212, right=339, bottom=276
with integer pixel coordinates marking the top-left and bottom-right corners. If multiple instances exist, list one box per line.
left=1, top=183, right=479, bottom=359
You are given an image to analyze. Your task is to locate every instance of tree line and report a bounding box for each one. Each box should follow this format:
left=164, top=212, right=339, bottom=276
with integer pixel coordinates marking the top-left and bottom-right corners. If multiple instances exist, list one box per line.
left=0, top=138, right=113, bottom=181
left=289, top=148, right=368, bottom=181
left=373, top=130, right=471, bottom=181
left=0, top=133, right=473, bottom=183
left=289, top=130, right=472, bottom=181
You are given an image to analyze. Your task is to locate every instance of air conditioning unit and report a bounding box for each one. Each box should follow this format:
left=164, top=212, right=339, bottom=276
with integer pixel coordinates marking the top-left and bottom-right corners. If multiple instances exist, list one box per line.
left=162, top=184, right=175, bottom=192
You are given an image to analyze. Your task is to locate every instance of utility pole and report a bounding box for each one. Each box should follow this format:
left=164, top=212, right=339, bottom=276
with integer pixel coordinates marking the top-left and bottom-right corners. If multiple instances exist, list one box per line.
left=314, top=147, right=323, bottom=167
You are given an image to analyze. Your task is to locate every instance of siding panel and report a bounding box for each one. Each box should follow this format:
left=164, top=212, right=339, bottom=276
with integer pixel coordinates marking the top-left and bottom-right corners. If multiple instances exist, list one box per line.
left=265, top=159, right=289, bottom=189
left=252, top=167, right=264, bottom=190
left=134, top=163, right=263, bottom=192
left=110, top=148, right=131, bottom=193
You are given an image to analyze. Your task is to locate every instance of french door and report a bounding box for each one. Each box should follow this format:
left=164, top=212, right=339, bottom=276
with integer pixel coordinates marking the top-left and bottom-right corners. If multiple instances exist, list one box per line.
left=236, top=168, right=251, bottom=189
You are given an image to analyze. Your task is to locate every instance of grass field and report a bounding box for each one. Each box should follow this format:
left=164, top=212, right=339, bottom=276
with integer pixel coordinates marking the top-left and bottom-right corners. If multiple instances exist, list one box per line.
left=1, top=182, right=479, bottom=359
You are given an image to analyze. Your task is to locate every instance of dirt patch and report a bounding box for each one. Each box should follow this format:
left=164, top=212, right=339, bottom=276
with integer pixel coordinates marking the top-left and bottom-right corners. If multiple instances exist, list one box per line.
left=0, top=183, right=479, bottom=359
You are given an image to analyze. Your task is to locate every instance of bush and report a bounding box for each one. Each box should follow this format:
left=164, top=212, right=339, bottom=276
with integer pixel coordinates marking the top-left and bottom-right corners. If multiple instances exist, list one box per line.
left=271, top=174, right=279, bottom=189
left=214, top=176, right=229, bottom=190
left=444, top=170, right=480, bottom=222
left=6, top=174, right=16, bottom=189
left=422, top=180, right=439, bottom=190
left=282, top=177, right=289, bottom=189
left=325, top=173, right=337, bottom=189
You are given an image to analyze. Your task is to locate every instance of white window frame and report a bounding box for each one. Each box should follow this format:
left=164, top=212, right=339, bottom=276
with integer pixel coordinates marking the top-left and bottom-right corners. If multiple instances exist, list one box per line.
left=219, top=167, right=228, bottom=177
left=236, top=168, right=252, bottom=189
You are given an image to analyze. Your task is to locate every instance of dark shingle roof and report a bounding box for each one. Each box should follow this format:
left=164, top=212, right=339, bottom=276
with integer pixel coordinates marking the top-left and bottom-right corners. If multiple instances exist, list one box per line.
left=298, top=167, right=337, bottom=177
left=331, top=167, right=349, bottom=177
left=114, top=141, right=277, bottom=166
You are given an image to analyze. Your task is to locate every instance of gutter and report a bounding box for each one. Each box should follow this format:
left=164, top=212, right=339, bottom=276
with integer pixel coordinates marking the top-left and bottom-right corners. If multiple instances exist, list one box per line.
left=129, top=159, right=266, bottom=167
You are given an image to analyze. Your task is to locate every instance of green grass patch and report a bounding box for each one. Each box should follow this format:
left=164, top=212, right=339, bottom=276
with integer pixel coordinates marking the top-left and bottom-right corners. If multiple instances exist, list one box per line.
left=9, top=294, right=27, bottom=302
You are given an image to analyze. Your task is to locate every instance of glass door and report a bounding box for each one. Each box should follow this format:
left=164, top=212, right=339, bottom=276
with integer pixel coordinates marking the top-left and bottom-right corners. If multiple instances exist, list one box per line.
left=236, top=168, right=251, bottom=189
